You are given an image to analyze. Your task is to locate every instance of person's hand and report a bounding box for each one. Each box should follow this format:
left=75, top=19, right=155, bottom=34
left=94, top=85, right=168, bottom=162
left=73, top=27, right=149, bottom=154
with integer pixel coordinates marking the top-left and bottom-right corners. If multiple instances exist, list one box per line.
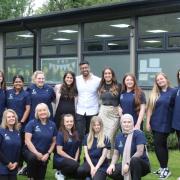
left=134, top=123, right=140, bottom=130
left=91, top=167, right=98, bottom=178
left=122, top=163, right=129, bottom=175
left=106, top=164, right=115, bottom=175
left=118, top=107, right=123, bottom=117
left=41, top=153, right=49, bottom=162
left=7, top=162, right=13, bottom=170
left=90, top=166, right=96, bottom=177
left=36, top=152, right=43, bottom=160
left=146, top=122, right=151, bottom=132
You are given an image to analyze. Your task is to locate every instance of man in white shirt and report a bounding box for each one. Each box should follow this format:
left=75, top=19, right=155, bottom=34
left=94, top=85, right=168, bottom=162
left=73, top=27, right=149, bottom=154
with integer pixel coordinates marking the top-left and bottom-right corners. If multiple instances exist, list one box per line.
left=76, top=61, right=101, bottom=141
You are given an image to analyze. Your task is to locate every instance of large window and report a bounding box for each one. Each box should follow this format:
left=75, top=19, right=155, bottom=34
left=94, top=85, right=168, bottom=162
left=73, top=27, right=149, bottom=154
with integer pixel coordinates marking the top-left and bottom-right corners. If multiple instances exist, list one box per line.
left=5, top=31, right=34, bottom=83
left=84, top=19, right=130, bottom=52
left=84, top=55, right=130, bottom=82
left=138, top=53, right=180, bottom=87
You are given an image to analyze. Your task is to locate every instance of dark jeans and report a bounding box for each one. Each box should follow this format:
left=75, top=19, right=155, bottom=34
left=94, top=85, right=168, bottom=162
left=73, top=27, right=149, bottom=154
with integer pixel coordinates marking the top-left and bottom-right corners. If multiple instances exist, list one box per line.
left=23, top=149, right=48, bottom=180
left=109, top=157, right=150, bottom=180
left=152, top=131, right=169, bottom=168
left=54, top=157, right=79, bottom=178
left=77, top=162, right=107, bottom=180
left=0, top=175, right=17, bottom=180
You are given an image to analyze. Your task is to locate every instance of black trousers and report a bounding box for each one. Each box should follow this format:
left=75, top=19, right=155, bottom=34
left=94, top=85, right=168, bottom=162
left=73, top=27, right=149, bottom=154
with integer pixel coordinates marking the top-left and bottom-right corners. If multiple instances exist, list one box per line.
left=109, top=157, right=150, bottom=180
left=0, top=175, right=17, bottom=180
left=77, top=162, right=107, bottom=180
left=54, top=157, right=79, bottom=178
left=23, top=149, right=48, bottom=180
left=152, top=131, right=169, bottom=168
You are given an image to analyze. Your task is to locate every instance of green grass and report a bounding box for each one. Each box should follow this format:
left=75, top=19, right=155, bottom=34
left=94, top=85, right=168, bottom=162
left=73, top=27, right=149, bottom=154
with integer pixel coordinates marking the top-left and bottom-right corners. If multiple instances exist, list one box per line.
left=17, top=151, right=180, bottom=180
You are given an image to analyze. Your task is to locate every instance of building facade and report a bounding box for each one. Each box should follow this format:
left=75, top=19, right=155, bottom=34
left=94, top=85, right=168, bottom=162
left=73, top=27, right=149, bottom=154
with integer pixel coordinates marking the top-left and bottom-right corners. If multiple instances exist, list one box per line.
left=0, top=0, right=180, bottom=87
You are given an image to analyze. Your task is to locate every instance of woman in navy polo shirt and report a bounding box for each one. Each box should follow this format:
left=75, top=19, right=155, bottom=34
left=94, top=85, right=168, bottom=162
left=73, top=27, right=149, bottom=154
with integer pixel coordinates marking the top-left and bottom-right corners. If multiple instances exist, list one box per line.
left=172, top=69, right=180, bottom=148
left=6, top=75, right=30, bottom=128
left=0, top=70, right=6, bottom=124
left=107, top=114, right=150, bottom=180
left=78, top=116, right=111, bottom=180
left=0, top=109, right=21, bottom=180
left=23, top=103, right=57, bottom=180
left=146, top=72, right=176, bottom=179
left=120, top=73, right=146, bottom=129
left=27, top=71, right=55, bottom=120
left=53, top=114, right=80, bottom=180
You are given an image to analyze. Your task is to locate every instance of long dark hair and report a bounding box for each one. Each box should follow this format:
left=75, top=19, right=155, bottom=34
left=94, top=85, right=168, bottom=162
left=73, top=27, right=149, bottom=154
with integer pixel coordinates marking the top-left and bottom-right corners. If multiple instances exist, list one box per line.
left=177, top=69, right=180, bottom=86
left=60, top=114, right=79, bottom=143
left=0, top=71, right=6, bottom=90
left=122, top=73, right=143, bottom=115
left=61, top=71, right=78, bottom=99
left=98, top=67, right=120, bottom=96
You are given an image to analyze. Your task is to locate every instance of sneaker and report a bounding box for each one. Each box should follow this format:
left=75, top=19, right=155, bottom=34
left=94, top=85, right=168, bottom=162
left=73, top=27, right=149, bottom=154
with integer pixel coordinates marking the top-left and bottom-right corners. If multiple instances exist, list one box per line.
left=153, top=168, right=162, bottom=175
left=159, top=168, right=171, bottom=179
left=55, top=171, right=65, bottom=180
left=18, top=165, right=27, bottom=176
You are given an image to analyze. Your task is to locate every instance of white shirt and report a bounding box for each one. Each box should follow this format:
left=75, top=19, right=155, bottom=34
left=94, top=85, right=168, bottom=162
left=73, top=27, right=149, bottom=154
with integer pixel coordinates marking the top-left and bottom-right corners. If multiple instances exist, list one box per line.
left=76, top=74, right=101, bottom=115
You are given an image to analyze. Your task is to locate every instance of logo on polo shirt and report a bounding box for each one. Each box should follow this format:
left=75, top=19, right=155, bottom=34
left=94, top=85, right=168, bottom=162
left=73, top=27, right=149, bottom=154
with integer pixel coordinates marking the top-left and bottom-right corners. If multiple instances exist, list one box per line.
left=177, top=89, right=180, bottom=96
left=32, top=89, right=37, bottom=95
left=68, top=138, right=72, bottom=143
left=35, top=126, right=41, bottom=132
left=118, top=141, right=123, bottom=148
left=120, top=94, right=123, bottom=100
left=8, top=94, right=13, bottom=100
left=4, top=134, right=10, bottom=141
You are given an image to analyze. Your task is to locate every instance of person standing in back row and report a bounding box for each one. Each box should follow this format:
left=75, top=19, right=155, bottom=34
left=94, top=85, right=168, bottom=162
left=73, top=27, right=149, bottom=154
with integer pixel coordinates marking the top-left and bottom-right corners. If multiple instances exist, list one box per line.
left=76, top=61, right=101, bottom=143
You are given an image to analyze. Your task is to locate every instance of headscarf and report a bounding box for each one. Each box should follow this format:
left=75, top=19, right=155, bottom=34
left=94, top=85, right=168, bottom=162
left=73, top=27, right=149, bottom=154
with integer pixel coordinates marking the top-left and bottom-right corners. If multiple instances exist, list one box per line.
left=120, top=114, right=134, bottom=180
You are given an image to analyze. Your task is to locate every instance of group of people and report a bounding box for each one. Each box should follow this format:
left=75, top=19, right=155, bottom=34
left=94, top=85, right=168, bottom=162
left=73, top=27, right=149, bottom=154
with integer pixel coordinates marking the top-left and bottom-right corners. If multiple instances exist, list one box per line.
left=0, top=61, right=179, bottom=180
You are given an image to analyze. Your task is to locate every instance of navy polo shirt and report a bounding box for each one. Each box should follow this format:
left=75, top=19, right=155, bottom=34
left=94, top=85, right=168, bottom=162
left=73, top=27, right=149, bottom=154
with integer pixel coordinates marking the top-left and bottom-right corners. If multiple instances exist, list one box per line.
left=0, top=89, right=6, bottom=123
left=83, top=135, right=111, bottom=171
left=6, top=88, right=30, bottom=122
left=25, top=119, right=57, bottom=154
left=115, top=130, right=149, bottom=163
left=0, top=128, right=21, bottom=175
left=150, top=88, right=176, bottom=133
left=172, top=87, right=180, bottom=130
left=27, top=84, right=55, bottom=120
left=120, top=91, right=146, bottom=125
left=54, top=131, right=80, bottom=163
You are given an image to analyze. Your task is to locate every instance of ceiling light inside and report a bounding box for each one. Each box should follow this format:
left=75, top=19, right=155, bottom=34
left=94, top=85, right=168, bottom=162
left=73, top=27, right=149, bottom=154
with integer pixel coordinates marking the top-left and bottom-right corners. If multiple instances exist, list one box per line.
left=146, top=30, right=168, bottom=33
left=17, top=34, right=34, bottom=38
left=144, top=40, right=161, bottom=43
left=58, top=30, right=78, bottom=33
left=110, top=24, right=130, bottom=28
left=95, top=34, right=114, bottom=38
left=53, top=38, right=70, bottom=41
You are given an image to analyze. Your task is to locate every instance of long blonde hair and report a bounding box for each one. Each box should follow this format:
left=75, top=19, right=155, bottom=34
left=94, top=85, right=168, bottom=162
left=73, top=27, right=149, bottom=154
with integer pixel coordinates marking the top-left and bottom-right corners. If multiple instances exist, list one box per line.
left=87, top=116, right=105, bottom=149
left=1, top=109, right=19, bottom=131
left=147, top=72, right=170, bottom=112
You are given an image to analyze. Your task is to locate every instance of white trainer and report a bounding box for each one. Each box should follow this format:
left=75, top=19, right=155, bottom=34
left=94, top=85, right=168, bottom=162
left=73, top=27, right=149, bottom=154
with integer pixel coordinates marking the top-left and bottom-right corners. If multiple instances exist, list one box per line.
left=55, top=170, right=65, bottom=180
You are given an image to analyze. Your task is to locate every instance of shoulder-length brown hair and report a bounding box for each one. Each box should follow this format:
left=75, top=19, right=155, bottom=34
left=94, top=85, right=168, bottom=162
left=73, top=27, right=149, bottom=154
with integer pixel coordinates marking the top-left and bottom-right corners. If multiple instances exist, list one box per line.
left=59, top=114, right=79, bottom=143
left=177, top=69, right=180, bottom=86
left=122, top=73, right=143, bottom=115
left=0, top=70, right=6, bottom=90
left=61, top=71, right=78, bottom=99
left=1, top=109, right=19, bottom=131
left=98, top=67, right=120, bottom=96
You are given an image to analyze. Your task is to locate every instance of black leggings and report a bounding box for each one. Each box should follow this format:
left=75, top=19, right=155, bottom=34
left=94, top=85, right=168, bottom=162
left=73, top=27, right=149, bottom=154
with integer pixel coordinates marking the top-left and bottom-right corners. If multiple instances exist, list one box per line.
left=23, top=149, right=48, bottom=180
left=109, top=157, right=150, bottom=180
left=54, top=157, right=79, bottom=178
left=152, top=131, right=169, bottom=168
left=0, top=175, right=17, bottom=180
left=77, top=162, right=107, bottom=180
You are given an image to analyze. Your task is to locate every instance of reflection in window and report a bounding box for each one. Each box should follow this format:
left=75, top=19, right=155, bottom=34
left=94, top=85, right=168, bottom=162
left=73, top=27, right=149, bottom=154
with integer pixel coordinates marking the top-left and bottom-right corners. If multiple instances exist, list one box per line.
left=61, top=44, right=77, bottom=54
left=84, top=19, right=130, bottom=40
left=139, top=38, right=163, bottom=49
left=168, top=36, right=180, bottom=48
left=21, top=47, right=33, bottom=56
left=41, top=25, right=78, bottom=44
left=84, top=42, right=103, bottom=51
left=41, top=46, right=57, bottom=55
left=107, top=40, right=129, bottom=50
left=139, top=12, right=180, bottom=36
left=5, top=48, right=18, bottom=57
left=5, top=59, right=33, bottom=83
left=6, top=31, right=33, bottom=46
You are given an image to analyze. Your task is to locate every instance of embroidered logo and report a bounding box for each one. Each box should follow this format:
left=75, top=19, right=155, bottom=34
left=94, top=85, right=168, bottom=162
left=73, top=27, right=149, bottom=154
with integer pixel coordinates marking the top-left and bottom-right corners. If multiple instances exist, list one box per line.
left=68, top=138, right=72, bottom=143
left=32, top=89, right=37, bottom=95
left=118, top=141, right=123, bottom=148
left=35, top=126, right=41, bottom=132
left=177, top=89, right=180, bottom=96
left=4, top=134, right=10, bottom=140
left=8, top=94, right=13, bottom=100
left=120, top=94, right=123, bottom=100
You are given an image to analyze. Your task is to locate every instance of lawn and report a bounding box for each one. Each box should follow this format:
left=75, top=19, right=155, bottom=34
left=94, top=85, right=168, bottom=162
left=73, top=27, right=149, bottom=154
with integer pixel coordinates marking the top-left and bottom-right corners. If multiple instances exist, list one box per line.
left=17, top=150, right=180, bottom=180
